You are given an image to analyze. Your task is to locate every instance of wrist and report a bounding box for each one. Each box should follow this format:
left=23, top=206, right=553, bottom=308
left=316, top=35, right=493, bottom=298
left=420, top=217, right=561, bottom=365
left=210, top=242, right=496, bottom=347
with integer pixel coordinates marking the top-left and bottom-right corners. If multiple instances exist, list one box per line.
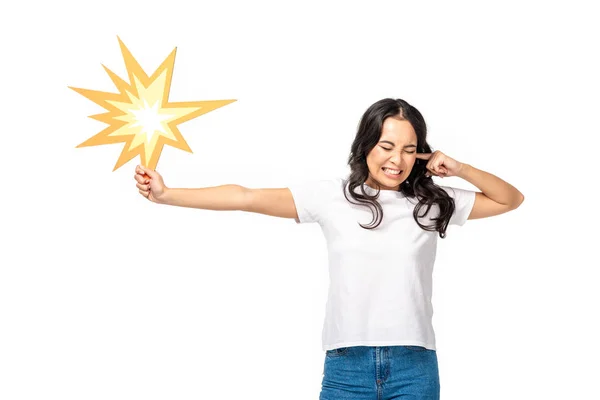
left=155, top=187, right=171, bottom=204
left=457, top=162, right=472, bottom=179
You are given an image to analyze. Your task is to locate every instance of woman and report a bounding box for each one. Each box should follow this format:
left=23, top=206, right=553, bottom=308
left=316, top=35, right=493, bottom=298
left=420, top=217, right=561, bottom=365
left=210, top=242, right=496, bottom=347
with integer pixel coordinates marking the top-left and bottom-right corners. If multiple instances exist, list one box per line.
left=134, top=98, right=524, bottom=399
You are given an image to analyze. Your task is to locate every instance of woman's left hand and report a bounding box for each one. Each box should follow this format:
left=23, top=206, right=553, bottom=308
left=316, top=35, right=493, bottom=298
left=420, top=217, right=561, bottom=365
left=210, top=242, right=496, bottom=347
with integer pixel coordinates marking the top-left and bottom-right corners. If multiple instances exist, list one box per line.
left=415, top=150, right=464, bottom=178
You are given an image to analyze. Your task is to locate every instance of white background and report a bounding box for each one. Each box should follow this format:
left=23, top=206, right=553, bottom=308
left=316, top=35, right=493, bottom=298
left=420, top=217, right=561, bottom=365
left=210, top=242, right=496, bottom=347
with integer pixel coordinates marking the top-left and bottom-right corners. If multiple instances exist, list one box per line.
left=1, top=1, right=599, bottom=399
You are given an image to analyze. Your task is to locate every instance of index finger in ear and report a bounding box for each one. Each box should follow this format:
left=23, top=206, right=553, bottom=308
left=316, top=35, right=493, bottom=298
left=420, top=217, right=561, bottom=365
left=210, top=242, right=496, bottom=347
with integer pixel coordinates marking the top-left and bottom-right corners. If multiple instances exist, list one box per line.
left=415, top=153, right=432, bottom=160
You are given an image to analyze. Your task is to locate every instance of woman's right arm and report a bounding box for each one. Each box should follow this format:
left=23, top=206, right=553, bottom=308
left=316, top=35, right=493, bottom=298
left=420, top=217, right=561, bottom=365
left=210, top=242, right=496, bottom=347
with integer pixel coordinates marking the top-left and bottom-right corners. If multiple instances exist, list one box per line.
left=134, top=165, right=299, bottom=220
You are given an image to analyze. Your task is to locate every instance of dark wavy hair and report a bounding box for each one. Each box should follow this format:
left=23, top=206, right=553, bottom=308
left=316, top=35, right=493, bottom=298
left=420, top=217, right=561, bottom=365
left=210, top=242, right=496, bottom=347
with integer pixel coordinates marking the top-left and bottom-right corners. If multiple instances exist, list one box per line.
left=343, top=98, right=456, bottom=238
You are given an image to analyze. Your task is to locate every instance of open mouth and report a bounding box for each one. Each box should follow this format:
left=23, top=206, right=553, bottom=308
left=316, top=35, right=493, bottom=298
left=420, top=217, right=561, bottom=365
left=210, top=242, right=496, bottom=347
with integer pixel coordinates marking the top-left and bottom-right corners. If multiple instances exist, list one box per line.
left=382, top=167, right=403, bottom=178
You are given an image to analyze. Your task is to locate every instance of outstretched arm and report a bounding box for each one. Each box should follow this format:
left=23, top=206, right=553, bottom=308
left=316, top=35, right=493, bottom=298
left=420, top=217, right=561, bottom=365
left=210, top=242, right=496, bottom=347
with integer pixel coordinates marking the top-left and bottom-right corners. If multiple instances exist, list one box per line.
left=135, top=165, right=299, bottom=219
left=160, top=185, right=247, bottom=211
left=160, top=186, right=299, bottom=219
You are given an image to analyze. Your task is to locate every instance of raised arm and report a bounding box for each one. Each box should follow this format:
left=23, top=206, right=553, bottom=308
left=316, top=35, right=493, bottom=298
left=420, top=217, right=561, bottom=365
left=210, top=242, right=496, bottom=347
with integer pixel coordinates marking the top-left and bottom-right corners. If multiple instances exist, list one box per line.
left=134, top=165, right=299, bottom=219
left=416, top=151, right=525, bottom=220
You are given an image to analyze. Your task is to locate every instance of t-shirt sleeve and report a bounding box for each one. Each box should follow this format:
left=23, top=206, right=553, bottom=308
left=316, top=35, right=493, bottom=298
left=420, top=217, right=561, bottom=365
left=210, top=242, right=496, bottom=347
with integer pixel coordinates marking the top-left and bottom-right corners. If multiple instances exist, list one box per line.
left=440, top=185, right=477, bottom=226
left=288, top=178, right=336, bottom=224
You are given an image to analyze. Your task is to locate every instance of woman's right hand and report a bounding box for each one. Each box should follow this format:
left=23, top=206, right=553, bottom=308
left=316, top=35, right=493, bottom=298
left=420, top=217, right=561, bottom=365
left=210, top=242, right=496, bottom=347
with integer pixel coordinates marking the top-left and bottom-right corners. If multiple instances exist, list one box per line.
left=135, top=165, right=168, bottom=203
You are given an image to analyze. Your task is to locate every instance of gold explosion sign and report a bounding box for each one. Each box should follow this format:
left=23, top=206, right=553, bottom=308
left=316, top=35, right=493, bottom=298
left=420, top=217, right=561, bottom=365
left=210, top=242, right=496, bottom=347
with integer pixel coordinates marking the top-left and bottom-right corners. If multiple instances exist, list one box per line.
left=70, top=37, right=236, bottom=171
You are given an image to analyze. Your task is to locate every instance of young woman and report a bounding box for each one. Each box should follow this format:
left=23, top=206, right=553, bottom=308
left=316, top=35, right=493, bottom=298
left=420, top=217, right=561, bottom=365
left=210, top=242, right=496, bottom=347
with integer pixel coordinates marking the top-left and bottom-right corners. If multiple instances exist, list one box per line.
left=134, top=98, right=524, bottom=399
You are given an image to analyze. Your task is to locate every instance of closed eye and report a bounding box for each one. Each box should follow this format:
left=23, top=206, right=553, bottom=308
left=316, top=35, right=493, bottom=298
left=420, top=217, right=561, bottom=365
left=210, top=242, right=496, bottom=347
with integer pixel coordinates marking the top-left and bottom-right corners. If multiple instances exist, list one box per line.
left=380, top=146, right=415, bottom=154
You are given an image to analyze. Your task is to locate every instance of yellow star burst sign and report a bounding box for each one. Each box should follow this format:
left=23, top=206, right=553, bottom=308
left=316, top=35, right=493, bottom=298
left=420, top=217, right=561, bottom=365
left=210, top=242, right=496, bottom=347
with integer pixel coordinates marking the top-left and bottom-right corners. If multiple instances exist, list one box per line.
left=70, top=37, right=236, bottom=171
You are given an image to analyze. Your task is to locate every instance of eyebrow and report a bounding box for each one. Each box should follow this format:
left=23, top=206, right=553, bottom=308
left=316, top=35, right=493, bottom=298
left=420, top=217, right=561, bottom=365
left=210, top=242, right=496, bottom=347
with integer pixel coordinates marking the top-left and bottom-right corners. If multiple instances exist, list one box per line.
left=379, top=140, right=417, bottom=148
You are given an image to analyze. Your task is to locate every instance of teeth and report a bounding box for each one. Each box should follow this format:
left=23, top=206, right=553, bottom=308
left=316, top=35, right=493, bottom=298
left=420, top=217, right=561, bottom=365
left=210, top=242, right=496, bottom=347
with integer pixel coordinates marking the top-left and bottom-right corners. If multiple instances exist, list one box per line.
left=383, top=168, right=401, bottom=175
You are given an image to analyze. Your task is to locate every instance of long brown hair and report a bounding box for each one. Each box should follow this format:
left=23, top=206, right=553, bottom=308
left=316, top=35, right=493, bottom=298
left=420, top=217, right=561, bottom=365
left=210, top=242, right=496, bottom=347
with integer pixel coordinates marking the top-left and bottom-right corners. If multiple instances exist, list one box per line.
left=344, top=98, right=457, bottom=238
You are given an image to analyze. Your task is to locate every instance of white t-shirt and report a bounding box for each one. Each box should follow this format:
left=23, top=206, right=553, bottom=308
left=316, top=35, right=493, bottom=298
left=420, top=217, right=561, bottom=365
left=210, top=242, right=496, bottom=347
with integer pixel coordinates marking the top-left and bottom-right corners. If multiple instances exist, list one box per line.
left=288, top=177, right=476, bottom=351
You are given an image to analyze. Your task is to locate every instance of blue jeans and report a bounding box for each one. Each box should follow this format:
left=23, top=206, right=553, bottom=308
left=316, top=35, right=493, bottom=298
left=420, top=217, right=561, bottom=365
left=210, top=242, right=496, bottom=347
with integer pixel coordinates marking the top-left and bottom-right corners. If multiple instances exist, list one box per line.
left=320, top=345, right=440, bottom=400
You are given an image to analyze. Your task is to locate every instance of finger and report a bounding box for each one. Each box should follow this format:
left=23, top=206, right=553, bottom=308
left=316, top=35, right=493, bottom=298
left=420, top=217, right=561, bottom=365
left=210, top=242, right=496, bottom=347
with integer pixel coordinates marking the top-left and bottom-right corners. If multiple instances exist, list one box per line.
left=436, top=160, right=449, bottom=175
left=426, top=163, right=441, bottom=177
left=434, top=152, right=448, bottom=174
left=431, top=154, right=443, bottom=174
left=415, top=153, right=432, bottom=160
left=140, top=165, right=157, bottom=179
left=136, top=182, right=149, bottom=191
left=426, top=162, right=438, bottom=175
left=139, top=189, right=149, bottom=197
left=134, top=173, right=147, bottom=184
left=426, top=152, right=437, bottom=172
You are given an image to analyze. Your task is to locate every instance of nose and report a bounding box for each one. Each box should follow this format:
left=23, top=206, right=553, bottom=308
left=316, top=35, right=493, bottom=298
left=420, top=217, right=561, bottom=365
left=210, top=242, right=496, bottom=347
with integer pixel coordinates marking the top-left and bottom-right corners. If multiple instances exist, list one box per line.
left=388, top=151, right=403, bottom=166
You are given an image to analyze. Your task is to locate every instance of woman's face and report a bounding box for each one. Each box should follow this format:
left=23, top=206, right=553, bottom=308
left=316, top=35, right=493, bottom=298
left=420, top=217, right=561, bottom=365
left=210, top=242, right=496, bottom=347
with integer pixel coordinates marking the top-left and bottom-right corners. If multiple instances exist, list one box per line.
left=365, top=117, right=418, bottom=191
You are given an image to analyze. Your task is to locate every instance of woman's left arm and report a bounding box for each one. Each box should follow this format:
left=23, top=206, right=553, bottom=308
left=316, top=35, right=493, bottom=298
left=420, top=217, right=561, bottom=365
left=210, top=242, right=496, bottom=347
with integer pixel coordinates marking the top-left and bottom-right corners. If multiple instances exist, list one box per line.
left=457, top=163, right=525, bottom=220
left=418, top=151, right=525, bottom=220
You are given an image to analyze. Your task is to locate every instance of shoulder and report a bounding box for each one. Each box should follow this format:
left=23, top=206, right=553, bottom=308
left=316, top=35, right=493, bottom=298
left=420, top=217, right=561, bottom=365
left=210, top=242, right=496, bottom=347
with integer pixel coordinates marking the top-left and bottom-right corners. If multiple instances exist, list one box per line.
left=287, top=177, right=344, bottom=224
left=437, top=184, right=477, bottom=225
